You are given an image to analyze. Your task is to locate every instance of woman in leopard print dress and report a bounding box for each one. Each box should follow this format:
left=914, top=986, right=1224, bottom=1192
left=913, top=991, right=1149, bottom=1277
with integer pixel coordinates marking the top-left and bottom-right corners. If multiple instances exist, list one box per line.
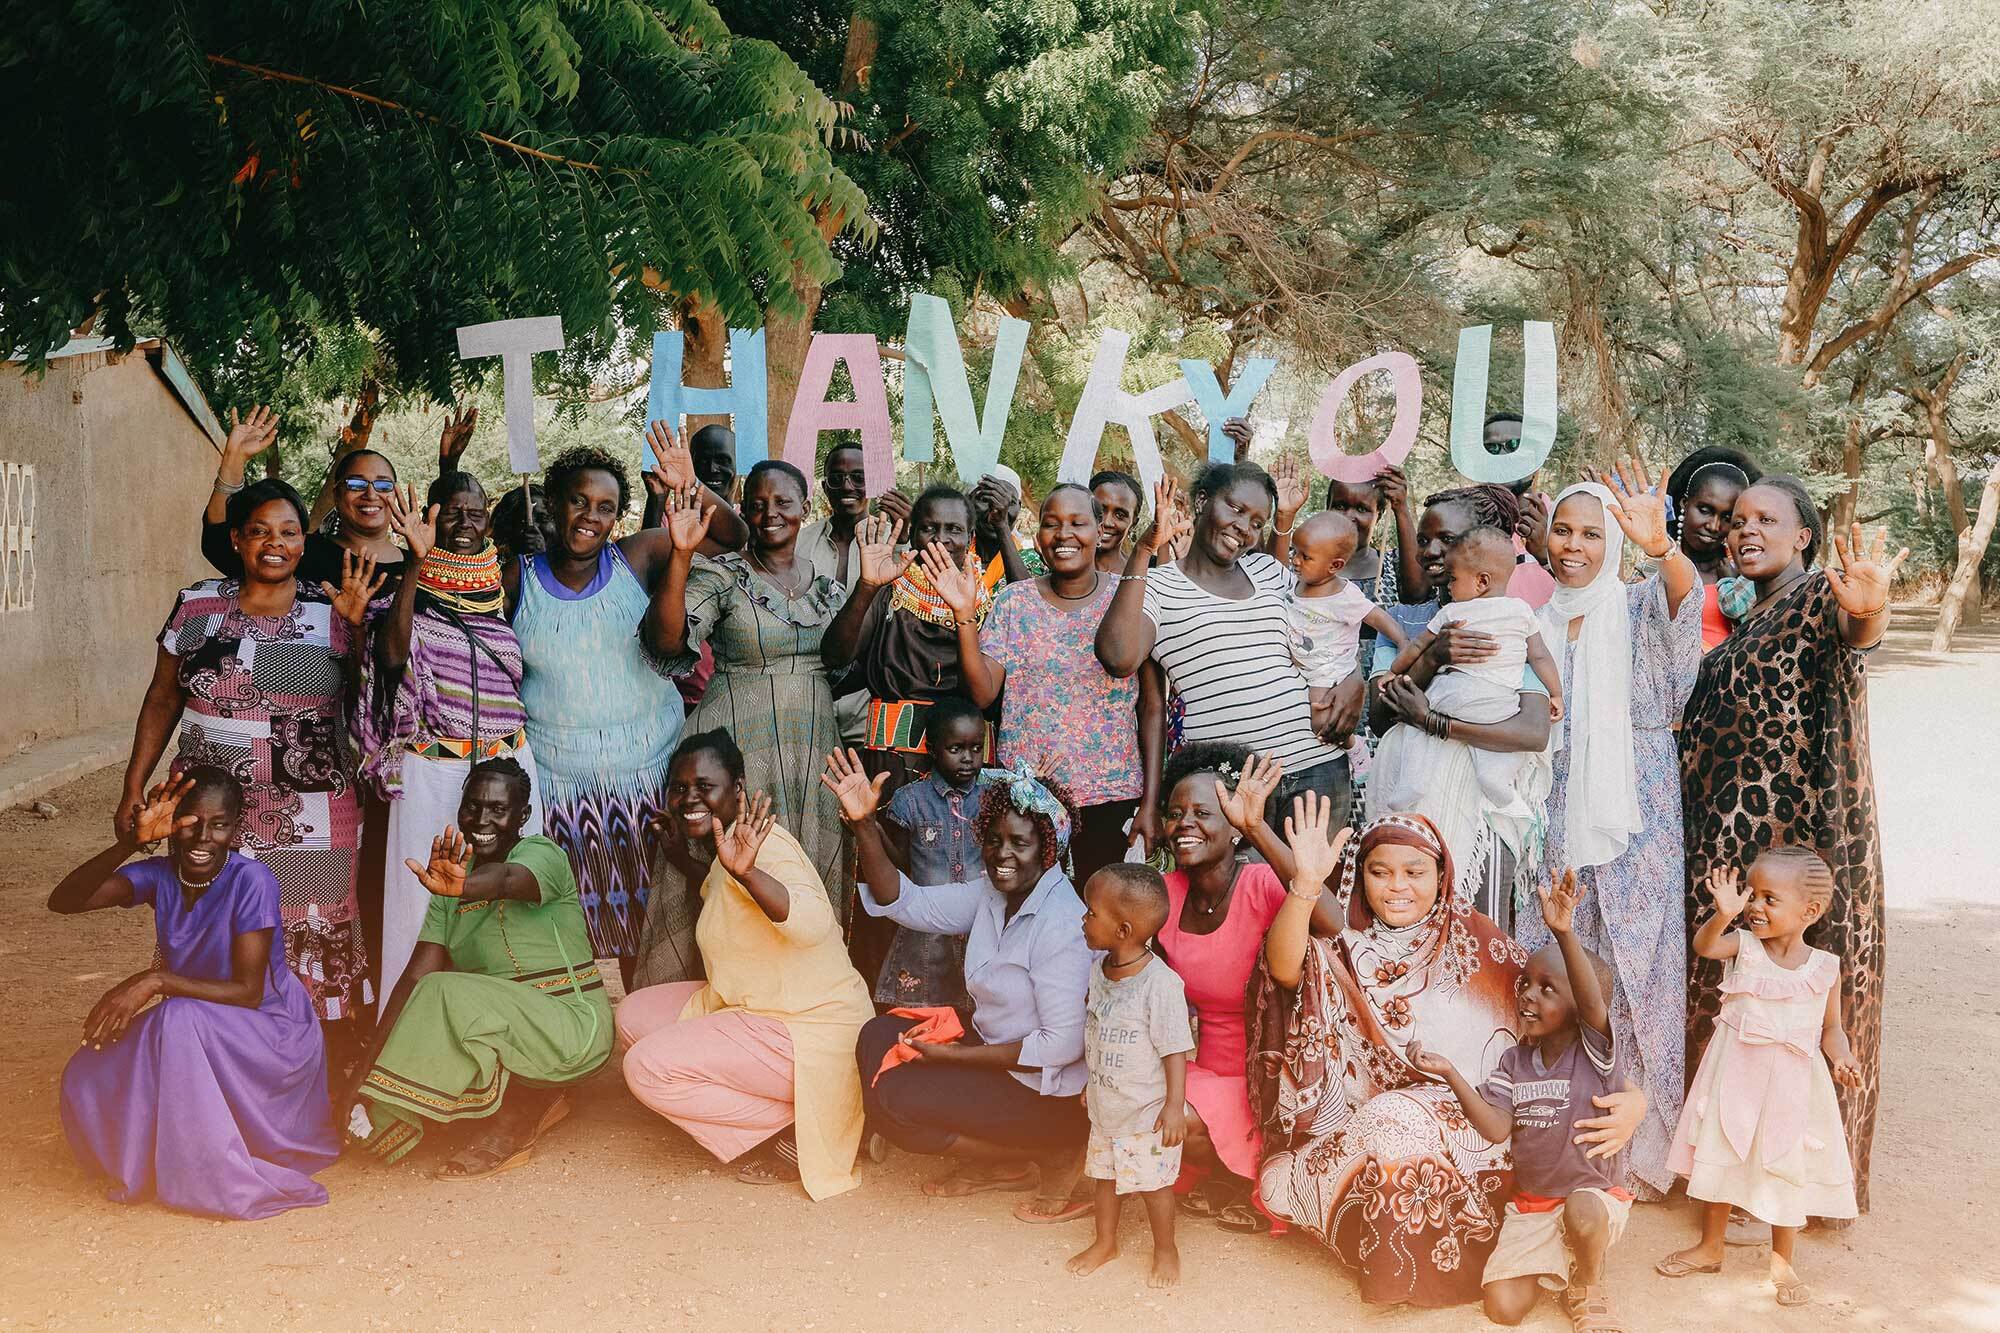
left=1679, top=476, right=1906, bottom=1210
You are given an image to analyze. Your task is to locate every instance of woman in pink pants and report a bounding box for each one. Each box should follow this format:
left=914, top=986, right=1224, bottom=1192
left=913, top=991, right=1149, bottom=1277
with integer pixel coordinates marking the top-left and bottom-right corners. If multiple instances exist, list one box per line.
left=618, top=731, right=873, bottom=1200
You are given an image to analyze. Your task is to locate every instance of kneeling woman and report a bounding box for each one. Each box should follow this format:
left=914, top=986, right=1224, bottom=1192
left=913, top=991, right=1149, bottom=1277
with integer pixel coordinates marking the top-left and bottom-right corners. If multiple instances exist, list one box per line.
left=51, top=769, right=337, bottom=1220
left=620, top=731, right=873, bottom=1200
left=824, top=749, right=1093, bottom=1221
left=344, top=758, right=612, bottom=1179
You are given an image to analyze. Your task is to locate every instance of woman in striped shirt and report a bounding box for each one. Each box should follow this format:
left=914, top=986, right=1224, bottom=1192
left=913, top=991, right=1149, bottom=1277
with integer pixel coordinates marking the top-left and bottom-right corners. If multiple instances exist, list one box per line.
left=1095, top=463, right=1362, bottom=829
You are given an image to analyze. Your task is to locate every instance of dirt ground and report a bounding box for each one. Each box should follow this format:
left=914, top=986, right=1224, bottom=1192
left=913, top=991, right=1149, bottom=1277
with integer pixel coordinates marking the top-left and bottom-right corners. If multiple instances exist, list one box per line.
left=2, top=610, right=1994, bottom=1332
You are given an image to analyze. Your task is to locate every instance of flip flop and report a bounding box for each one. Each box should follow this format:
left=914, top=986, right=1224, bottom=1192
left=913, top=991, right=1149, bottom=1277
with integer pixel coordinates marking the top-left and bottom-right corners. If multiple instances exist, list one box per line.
left=1177, top=1181, right=1230, bottom=1218
left=738, top=1134, right=801, bottom=1186
left=920, top=1164, right=1037, bottom=1198
left=1774, top=1275, right=1812, bottom=1306
left=1012, top=1194, right=1094, bottom=1225
left=435, top=1128, right=531, bottom=1182
left=1215, top=1200, right=1272, bottom=1234
left=1653, top=1254, right=1722, bottom=1278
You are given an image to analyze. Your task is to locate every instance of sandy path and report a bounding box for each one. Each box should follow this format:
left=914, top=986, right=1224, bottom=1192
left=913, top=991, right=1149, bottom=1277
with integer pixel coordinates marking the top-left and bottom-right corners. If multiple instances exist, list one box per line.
left=2, top=611, right=1994, bottom=1332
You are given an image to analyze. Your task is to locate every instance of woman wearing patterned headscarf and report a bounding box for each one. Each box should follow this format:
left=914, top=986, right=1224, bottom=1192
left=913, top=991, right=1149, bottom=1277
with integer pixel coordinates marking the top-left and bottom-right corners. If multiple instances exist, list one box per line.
left=1250, top=800, right=1647, bottom=1308
left=357, top=473, right=541, bottom=1006
left=826, top=750, right=1095, bottom=1223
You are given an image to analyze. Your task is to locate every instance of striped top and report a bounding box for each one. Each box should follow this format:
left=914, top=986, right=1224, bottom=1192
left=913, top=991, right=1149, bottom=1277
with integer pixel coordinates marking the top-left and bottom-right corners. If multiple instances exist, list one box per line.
left=1142, top=552, right=1342, bottom=773
left=355, top=607, right=528, bottom=798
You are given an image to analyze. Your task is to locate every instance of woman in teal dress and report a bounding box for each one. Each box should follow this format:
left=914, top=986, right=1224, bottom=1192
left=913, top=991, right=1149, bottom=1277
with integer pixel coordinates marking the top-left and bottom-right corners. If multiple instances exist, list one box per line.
left=502, top=433, right=745, bottom=978
left=632, top=460, right=850, bottom=988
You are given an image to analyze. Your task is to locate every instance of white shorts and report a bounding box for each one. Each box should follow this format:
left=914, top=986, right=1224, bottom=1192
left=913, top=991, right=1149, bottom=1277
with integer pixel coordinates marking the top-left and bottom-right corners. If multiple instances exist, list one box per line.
left=1084, top=1128, right=1182, bottom=1195
left=1482, top=1189, right=1632, bottom=1290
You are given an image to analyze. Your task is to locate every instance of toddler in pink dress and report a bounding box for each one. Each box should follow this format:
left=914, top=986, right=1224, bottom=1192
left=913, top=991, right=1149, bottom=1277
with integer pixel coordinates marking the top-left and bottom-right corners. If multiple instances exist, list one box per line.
left=1656, top=846, right=1859, bottom=1307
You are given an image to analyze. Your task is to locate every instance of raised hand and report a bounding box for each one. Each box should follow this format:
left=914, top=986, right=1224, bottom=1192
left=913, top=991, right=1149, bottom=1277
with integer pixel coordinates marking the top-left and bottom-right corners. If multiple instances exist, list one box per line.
left=1215, top=751, right=1284, bottom=832
left=1705, top=864, right=1748, bottom=920
left=1405, top=1039, right=1456, bottom=1080
left=1538, top=866, right=1584, bottom=936
left=875, top=488, right=913, bottom=529
left=1596, top=453, right=1671, bottom=559
left=715, top=791, right=775, bottom=881
left=1283, top=790, right=1351, bottom=894
left=855, top=513, right=912, bottom=588
left=1516, top=488, right=1550, bottom=564
left=1221, top=416, right=1255, bottom=461
left=405, top=826, right=472, bottom=898
left=819, top=748, right=890, bottom=823
left=919, top=543, right=982, bottom=622
left=133, top=775, right=197, bottom=846
left=320, top=549, right=387, bottom=626
left=387, top=484, right=438, bottom=562
left=1825, top=522, right=1909, bottom=617
left=437, top=404, right=479, bottom=470
left=1271, top=455, right=1307, bottom=525
left=1136, top=476, right=1189, bottom=556
left=970, top=477, right=1011, bottom=537
left=1376, top=463, right=1409, bottom=513
left=646, top=419, right=696, bottom=492
left=663, top=486, right=714, bottom=553
left=224, top=405, right=280, bottom=461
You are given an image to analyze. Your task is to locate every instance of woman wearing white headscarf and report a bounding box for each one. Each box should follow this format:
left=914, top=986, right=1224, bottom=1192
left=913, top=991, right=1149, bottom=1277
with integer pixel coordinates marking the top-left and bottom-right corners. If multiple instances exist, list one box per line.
left=1515, top=460, right=1702, bottom=1197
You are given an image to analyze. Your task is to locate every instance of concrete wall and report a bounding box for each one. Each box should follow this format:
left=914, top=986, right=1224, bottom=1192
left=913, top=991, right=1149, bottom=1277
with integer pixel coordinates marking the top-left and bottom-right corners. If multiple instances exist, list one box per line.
left=0, top=347, right=218, bottom=760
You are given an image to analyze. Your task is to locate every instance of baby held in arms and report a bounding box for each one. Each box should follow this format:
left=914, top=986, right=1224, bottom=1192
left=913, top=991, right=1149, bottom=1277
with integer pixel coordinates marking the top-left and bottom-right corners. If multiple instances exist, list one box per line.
left=1285, top=511, right=1409, bottom=742
left=1384, top=527, right=1562, bottom=806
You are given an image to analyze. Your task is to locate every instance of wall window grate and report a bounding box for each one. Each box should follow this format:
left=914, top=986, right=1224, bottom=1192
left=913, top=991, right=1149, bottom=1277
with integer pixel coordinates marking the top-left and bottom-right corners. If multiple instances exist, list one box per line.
left=3, top=463, right=35, bottom=612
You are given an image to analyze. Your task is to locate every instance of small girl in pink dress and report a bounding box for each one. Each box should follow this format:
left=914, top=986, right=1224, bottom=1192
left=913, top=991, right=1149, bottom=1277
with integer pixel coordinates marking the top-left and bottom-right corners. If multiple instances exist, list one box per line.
left=1655, top=846, right=1860, bottom=1307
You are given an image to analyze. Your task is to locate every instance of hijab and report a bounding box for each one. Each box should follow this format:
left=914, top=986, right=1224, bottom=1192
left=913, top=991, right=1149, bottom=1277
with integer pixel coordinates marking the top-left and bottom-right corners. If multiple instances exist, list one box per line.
left=1537, top=482, right=1641, bottom=868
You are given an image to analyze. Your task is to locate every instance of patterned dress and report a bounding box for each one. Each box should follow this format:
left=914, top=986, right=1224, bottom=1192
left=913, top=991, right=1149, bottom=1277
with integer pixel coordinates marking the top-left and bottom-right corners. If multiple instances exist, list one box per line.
left=632, top=553, right=849, bottom=989
left=514, top=547, right=691, bottom=960
left=1679, top=572, right=1885, bottom=1211
left=1517, top=573, right=1702, bottom=1197
left=159, top=580, right=368, bottom=1021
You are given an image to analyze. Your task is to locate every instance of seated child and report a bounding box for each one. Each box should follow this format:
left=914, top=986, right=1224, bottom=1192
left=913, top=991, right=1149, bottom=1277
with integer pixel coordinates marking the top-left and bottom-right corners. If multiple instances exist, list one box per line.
left=1385, top=527, right=1562, bottom=813
left=874, top=695, right=989, bottom=1011
left=1409, top=868, right=1629, bottom=1329
left=1285, top=510, right=1409, bottom=742
left=1067, top=865, right=1195, bottom=1289
left=1655, top=847, right=1859, bottom=1307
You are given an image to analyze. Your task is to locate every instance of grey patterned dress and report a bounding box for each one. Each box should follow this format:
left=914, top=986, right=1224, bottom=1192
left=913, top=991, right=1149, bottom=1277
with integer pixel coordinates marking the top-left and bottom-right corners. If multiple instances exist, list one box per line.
left=1517, top=572, right=1703, bottom=1197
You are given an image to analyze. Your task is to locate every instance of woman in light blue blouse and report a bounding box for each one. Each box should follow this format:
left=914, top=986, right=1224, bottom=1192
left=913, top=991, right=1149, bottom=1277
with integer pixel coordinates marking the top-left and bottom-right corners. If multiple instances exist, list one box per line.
left=822, top=749, right=1092, bottom=1223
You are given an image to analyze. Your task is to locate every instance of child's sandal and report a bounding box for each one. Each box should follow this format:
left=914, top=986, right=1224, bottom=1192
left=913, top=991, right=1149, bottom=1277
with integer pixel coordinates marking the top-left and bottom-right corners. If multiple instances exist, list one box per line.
left=1563, top=1284, right=1626, bottom=1333
left=1773, top=1274, right=1813, bottom=1306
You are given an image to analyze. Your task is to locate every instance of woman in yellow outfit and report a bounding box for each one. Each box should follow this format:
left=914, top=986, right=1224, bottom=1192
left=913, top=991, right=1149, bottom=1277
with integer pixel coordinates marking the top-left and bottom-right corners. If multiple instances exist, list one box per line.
left=618, top=730, right=873, bottom=1200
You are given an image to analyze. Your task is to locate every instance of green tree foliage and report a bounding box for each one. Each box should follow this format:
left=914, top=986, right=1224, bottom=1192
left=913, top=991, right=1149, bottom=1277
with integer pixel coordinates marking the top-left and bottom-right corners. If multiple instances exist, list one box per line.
left=0, top=0, right=869, bottom=401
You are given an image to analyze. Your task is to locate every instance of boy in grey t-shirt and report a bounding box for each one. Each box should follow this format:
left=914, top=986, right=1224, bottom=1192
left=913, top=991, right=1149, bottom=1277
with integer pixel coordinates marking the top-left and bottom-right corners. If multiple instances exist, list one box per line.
left=1408, top=870, right=1630, bottom=1331
left=1067, top=865, right=1195, bottom=1289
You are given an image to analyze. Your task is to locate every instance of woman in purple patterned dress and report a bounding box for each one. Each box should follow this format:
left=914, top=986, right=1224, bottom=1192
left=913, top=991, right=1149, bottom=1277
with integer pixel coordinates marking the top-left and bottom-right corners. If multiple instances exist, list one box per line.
left=121, top=478, right=382, bottom=1061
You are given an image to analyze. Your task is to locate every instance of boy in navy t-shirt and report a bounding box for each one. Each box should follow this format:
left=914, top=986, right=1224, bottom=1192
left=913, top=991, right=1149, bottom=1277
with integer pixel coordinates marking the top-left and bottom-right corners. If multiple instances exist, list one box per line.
left=1408, top=869, right=1630, bottom=1330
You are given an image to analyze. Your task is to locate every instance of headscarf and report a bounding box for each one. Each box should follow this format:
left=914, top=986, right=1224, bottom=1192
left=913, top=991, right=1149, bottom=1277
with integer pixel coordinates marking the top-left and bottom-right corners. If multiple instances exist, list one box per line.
left=415, top=541, right=505, bottom=617
left=979, top=760, right=1072, bottom=851
left=1248, top=811, right=1526, bottom=1146
left=1537, top=482, right=1641, bottom=868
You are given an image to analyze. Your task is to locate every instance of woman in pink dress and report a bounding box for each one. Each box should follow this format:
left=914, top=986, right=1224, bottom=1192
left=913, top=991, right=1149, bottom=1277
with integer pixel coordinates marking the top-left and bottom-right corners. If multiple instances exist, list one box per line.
left=1154, top=742, right=1340, bottom=1232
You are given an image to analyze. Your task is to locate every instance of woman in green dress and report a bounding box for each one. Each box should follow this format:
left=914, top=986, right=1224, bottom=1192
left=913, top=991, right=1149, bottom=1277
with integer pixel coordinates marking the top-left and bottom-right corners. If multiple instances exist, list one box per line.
left=632, top=462, right=851, bottom=988
left=342, top=757, right=612, bottom=1180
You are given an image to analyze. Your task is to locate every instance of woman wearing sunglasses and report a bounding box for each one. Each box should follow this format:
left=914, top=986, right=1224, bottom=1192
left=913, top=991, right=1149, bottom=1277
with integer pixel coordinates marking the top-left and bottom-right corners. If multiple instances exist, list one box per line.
left=200, top=403, right=421, bottom=592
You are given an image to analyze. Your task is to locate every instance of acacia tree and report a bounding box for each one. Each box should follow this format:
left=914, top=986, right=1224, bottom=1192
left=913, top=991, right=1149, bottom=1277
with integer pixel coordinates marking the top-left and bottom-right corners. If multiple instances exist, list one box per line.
left=0, top=0, right=868, bottom=422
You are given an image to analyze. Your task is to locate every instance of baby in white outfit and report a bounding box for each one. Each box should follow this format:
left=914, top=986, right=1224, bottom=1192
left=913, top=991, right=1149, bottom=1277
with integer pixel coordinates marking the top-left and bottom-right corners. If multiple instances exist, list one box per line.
left=1386, top=527, right=1563, bottom=809
left=1284, top=511, right=1408, bottom=742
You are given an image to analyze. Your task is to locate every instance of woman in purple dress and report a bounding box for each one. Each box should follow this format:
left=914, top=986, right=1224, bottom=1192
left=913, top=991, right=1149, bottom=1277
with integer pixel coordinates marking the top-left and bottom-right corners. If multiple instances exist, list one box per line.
left=51, top=769, right=338, bottom=1220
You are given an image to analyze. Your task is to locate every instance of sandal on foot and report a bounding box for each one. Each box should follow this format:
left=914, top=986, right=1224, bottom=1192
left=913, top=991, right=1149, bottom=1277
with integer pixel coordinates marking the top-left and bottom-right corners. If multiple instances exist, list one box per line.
left=1653, top=1254, right=1722, bottom=1278
left=921, top=1164, right=1036, bottom=1198
left=530, top=1092, right=573, bottom=1143
left=1177, top=1181, right=1230, bottom=1218
left=1563, top=1284, right=1626, bottom=1333
left=1013, top=1193, right=1094, bottom=1225
left=1214, top=1199, right=1272, bottom=1234
left=434, top=1128, right=531, bottom=1182
left=1774, top=1275, right=1812, bottom=1306
left=738, top=1136, right=801, bottom=1186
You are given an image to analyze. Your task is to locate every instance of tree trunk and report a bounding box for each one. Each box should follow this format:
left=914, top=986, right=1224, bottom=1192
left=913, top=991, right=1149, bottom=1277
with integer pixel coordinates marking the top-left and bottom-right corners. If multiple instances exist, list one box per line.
left=1832, top=364, right=1871, bottom=531
left=1931, top=464, right=2000, bottom=652
left=1917, top=355, right=1980, bottom=625
left=679, top=300, right=730, bottom=437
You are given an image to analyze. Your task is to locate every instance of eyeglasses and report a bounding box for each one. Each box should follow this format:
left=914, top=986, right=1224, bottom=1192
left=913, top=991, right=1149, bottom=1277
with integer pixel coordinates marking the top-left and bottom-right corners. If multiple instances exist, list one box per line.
left=341, top=478, right=397, bottom=494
